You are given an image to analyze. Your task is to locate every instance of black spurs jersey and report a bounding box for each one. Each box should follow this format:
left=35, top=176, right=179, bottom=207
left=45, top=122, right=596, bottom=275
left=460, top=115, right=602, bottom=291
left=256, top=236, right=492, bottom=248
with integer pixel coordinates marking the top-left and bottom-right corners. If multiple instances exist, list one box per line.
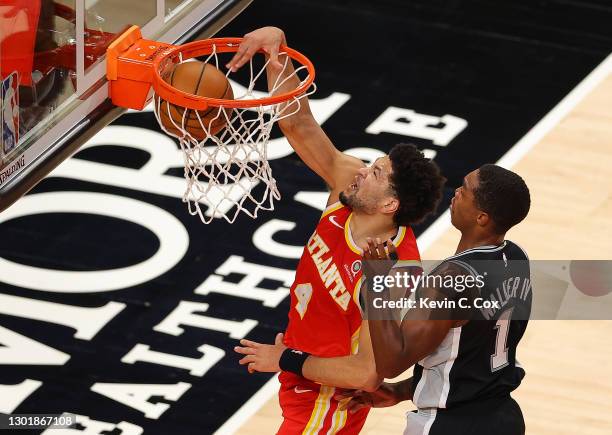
left=411, top=241, right=531, bottom=410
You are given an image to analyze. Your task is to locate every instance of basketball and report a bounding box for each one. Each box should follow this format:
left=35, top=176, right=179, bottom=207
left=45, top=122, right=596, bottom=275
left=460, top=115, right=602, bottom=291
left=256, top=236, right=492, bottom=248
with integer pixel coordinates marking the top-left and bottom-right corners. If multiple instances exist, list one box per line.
left=156, top=60, right=233, bottom=139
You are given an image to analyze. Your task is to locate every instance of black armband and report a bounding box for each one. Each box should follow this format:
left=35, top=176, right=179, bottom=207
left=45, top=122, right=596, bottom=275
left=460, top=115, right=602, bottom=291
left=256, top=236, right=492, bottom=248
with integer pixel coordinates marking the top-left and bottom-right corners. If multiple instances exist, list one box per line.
left=279, top=348, right=311, bottom=377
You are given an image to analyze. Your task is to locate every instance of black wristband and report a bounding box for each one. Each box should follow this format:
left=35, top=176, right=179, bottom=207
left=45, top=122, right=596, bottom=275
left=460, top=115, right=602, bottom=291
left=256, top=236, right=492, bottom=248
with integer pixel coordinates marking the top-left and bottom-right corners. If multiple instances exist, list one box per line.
left=279, top=348, right=310, bottom=377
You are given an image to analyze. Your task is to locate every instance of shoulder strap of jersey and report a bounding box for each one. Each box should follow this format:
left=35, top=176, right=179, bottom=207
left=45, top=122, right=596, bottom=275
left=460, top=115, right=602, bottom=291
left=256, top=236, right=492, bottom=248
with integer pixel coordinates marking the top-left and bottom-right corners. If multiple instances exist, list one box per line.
left=320, top=201, right=346, bottom=220
left=443, top=241, right=508, bottom=262
left=393, top=226, right=421, bottom=263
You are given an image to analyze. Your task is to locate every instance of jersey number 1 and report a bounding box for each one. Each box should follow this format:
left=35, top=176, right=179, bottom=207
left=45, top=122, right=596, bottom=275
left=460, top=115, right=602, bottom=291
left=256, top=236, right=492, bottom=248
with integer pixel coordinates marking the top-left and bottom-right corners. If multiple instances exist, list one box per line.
left=491, top=307, right=514, bottom=372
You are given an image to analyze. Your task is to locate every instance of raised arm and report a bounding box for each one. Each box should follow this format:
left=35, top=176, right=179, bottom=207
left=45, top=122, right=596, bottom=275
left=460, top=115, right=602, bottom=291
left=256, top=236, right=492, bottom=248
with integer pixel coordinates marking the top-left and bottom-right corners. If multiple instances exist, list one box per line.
left=226, top=27, right=364, bottom=203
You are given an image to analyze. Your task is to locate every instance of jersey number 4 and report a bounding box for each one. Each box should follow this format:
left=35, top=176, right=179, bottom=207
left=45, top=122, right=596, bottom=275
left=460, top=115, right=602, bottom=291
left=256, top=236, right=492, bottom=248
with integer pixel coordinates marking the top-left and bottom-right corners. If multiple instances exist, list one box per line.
left=491, top=307, right=514, bottom=372
left=295, top=283, right=313, bottom=319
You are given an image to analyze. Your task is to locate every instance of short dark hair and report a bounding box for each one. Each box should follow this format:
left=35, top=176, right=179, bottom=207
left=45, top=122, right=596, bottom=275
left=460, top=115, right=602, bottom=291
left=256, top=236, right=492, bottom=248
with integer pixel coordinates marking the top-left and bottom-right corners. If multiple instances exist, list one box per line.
left=474, top=164, right=530, bottom=234
left=388, top=144, right=445, bottom=226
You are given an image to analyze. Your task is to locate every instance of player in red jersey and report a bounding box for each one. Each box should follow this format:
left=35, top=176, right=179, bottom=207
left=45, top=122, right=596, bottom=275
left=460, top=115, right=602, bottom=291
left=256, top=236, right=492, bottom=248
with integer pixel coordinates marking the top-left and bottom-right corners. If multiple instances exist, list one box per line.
left=230, top=27, right=445, bottom=434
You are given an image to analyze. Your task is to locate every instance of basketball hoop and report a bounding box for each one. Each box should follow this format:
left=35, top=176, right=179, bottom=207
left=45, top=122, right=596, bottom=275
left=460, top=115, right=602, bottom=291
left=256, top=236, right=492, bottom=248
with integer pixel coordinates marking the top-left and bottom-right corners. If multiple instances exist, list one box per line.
left=106, top=26, right=316, bottom=224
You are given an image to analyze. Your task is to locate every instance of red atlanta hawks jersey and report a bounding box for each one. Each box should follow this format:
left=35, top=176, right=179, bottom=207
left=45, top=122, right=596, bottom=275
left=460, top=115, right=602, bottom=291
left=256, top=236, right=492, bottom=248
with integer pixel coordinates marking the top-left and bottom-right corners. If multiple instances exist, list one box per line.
left=283, top=201, right=421, bottom=361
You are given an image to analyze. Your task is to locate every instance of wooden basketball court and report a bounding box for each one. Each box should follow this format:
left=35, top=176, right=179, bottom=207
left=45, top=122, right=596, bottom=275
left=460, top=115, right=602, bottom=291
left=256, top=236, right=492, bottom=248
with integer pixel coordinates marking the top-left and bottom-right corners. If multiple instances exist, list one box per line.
left=235, top=58, right=612, bottom=435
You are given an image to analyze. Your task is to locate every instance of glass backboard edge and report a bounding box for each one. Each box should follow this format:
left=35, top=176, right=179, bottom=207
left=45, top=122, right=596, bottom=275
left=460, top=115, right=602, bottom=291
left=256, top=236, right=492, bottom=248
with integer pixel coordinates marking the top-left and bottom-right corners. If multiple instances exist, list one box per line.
left=0, top=0, right=253, bottom=213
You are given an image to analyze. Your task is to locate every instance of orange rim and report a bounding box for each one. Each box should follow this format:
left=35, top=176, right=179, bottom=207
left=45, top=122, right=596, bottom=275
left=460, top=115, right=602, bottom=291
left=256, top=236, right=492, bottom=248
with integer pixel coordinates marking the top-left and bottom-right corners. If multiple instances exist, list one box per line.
left=151, top=38, right=316, bottom=110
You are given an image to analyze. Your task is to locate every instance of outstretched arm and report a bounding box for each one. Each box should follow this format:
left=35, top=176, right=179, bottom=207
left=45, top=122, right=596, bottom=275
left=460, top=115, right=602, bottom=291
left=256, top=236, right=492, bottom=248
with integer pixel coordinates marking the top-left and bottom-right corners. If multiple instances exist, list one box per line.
left=234, top=320, right=381, bottom=392
left=302, top=320, right=381, bottom=391
left=226, top=27, right=364, bottom=204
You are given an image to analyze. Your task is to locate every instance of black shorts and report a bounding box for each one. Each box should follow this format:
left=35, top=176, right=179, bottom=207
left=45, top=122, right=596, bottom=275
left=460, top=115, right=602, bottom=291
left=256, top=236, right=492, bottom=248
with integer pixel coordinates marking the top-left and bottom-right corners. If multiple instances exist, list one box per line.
left=405, top=395, right=525, bottom=435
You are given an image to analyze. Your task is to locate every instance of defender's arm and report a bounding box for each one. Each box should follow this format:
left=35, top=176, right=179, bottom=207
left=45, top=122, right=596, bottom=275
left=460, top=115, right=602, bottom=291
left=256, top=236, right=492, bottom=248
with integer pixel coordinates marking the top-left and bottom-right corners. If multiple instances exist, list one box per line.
left=368, top=317, right=455, bottom=379
left=362, top=259, right=460, bottom=379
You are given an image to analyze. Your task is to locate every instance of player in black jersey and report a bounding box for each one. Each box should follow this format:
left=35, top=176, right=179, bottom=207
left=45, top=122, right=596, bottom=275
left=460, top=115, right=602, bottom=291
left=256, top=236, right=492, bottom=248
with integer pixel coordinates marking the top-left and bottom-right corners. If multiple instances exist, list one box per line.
left=350, top=164, right=531, bottom=435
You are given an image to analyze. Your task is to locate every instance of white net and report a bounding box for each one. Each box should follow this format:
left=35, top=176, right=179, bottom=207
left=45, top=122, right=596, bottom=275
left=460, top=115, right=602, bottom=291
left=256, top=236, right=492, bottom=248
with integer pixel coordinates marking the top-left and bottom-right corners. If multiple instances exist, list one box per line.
left=153, top=44, right=315, bottom=224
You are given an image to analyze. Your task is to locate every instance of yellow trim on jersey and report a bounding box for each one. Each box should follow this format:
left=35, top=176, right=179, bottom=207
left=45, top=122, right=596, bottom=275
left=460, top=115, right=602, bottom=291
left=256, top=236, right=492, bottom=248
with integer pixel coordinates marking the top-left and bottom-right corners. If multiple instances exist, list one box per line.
left=392, top=259, right=423, bottom=269
left=321, top=201, right=344, bottom=219
left=352, top=276, right=363, bottom=309
left=350, top=326, right=361, bottom=355
left=345, top=217, right=407, bottom=254
left=303, top=385, right=334, bottom=435
left=344, top=214, right=363, bottom=255
left=392, top=225, right=407, bottom=246
left=328, top=401, right=349, bottom=434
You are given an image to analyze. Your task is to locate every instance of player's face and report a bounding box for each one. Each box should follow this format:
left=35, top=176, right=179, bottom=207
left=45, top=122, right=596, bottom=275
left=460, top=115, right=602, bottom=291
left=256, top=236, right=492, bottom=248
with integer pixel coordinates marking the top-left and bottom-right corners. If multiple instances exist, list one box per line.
left=450, top=169, right=480, bottom=229
left=340, top=156, right=396, bottom=213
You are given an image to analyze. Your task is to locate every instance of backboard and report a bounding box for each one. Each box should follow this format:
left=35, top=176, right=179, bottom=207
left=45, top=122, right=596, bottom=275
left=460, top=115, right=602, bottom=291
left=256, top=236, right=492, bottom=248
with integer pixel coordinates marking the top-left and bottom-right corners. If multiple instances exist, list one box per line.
left=0, top=0, right=252, bottom=212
